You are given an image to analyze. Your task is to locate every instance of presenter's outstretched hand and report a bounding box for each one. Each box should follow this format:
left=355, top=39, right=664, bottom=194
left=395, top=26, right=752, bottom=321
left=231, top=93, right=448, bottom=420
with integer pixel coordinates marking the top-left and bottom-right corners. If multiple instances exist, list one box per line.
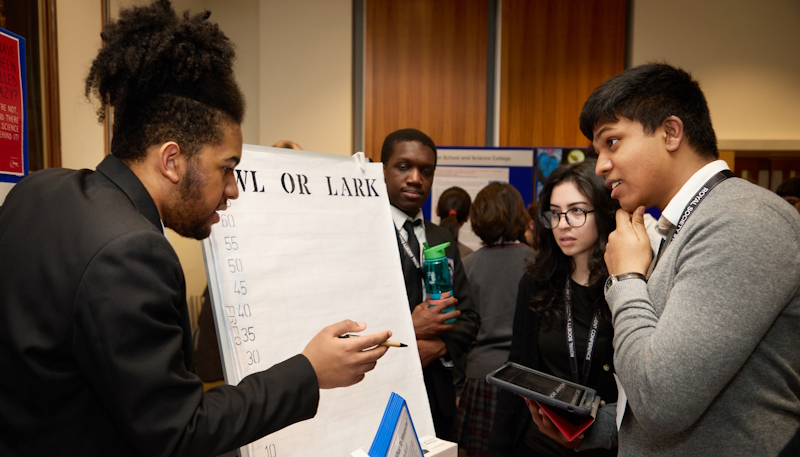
left=411, top=297, right=459, bottom=340
left=605, top=206, right=652, bottom=276
left=525, top=398, right=584, bottom=449
left=302, top=320, right=391, bottom=389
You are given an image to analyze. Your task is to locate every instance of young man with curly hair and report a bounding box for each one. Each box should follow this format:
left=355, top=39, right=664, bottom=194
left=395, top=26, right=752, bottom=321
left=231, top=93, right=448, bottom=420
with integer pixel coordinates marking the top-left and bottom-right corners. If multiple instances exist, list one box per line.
left=0, top=2, right=390, bottom=455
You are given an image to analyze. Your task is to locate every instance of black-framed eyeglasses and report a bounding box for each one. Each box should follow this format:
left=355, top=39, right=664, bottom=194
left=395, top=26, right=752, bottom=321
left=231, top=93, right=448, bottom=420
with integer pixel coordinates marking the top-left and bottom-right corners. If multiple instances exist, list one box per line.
left=541, top=208, right=595, bottom=229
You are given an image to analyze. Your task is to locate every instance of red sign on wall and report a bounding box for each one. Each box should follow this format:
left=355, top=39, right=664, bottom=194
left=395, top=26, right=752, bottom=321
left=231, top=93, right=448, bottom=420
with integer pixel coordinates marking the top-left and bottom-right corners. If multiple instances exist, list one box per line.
left=0, top=30, right=24, bottom=177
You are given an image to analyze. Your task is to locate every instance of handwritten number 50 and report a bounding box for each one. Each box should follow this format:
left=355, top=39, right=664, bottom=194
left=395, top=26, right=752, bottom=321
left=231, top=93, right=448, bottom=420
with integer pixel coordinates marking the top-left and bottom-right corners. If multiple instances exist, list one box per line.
left=228, top=258, right=243, bottom=273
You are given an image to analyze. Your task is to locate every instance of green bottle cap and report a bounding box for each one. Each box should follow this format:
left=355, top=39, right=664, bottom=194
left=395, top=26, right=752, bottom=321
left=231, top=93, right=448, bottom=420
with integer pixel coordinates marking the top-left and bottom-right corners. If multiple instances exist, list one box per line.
left=422, top=241, right=450, bottom=260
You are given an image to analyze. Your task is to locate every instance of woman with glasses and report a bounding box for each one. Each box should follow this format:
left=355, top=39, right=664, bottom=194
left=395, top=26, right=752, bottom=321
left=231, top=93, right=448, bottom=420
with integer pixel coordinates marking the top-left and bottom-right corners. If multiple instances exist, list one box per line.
left=489, top=160, right=620, bottom=457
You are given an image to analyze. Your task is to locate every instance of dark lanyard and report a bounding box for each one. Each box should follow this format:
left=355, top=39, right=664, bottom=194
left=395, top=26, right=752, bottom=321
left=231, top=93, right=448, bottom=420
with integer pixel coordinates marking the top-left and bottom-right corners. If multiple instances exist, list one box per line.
left=565, top=278, right=601, bottom=385
left=395, top=227, right=424, bottom=274
left=671, top=170, right=734, bottom=242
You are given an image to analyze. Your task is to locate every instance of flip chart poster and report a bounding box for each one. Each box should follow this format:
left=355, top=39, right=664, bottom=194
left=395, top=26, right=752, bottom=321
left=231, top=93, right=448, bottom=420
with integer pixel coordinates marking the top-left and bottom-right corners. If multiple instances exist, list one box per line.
left=202, top=145, right=434, bottom=457
left=0, top=28, right=26, bottom=180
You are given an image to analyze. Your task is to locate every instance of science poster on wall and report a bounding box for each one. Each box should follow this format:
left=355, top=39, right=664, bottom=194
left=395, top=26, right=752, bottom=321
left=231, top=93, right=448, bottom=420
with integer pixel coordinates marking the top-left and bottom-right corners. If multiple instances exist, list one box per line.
left=534, top=147, right=589, bottom=200
left=0, top=27, right=27, bottom=182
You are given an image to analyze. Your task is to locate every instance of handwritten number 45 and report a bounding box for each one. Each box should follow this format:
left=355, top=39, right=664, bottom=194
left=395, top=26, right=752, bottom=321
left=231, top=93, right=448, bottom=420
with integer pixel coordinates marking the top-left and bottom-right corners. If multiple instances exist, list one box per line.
left=234, top=281, right=247, bottom=295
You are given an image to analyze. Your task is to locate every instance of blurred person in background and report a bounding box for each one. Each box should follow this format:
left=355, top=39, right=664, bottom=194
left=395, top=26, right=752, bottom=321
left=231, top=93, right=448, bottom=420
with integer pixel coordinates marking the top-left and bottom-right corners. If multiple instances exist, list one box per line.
left=524, top=202, right=539, bottom=249
left=454, top=182, right=533, bottom=457
left=437, top=186, right=474, bottom=258
left=272, top=139, right=302, bottom=150
left=776, top=177, right=800, bottom=214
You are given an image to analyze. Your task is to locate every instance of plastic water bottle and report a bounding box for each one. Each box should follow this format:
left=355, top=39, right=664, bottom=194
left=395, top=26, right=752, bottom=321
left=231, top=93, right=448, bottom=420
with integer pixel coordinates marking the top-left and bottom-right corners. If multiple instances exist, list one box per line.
left=423, top=242, right=456, bottom=324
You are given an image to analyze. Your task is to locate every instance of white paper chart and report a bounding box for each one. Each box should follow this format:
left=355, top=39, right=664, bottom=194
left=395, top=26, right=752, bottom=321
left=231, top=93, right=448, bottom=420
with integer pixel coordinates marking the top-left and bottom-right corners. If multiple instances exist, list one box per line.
left=201, top=145, right=434, bottom=457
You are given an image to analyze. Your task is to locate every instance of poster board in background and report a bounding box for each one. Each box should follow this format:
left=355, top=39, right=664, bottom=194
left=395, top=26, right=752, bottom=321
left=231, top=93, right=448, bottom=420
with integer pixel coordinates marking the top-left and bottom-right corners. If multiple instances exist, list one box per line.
left=202, top=145, right=434, bottom=457
left=425, top=147, right=534, bottom=252
left=534, top=147, right=591, bottom=201
left=0, top=28, right=28, bottom=205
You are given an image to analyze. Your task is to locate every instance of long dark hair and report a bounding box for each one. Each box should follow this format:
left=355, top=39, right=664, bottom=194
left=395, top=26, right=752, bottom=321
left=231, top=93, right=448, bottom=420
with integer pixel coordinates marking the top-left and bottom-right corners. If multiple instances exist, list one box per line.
left=437, top=187, right=471, bottom=241
left=527, top=160, right=619, bottom=329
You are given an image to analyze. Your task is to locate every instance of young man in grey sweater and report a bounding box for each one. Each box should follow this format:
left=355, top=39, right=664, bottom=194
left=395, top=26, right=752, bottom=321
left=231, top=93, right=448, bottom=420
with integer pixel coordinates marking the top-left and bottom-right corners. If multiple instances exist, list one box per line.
left=577, top=63, right=800, bottom=455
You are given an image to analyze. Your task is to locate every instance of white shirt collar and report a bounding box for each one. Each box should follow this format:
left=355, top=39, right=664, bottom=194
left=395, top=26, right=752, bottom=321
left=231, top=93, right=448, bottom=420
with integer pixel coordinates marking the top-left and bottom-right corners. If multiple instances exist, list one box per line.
left=661, top=159, right=730, bottom=226
left=390, top=205, right=424, bottom=231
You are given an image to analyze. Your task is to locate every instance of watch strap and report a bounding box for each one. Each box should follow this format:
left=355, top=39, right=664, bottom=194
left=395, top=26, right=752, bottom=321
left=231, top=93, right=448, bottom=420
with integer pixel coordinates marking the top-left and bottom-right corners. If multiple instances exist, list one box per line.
left=614, top=272, right=647, bottom=283
left=605, top=272, right=647, bottom=294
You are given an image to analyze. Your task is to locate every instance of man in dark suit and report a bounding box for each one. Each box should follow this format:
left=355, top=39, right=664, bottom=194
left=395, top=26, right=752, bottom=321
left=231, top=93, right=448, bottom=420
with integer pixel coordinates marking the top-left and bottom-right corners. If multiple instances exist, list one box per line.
left=0, top=2, right=389, bottom=456
left=381, top=128, right=480, bottom=441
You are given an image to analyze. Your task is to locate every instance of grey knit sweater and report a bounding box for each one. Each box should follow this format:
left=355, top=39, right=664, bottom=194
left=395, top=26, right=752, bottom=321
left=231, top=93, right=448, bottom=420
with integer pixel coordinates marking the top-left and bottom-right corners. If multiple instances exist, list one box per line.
left=603, top=178, right=800, bottom=456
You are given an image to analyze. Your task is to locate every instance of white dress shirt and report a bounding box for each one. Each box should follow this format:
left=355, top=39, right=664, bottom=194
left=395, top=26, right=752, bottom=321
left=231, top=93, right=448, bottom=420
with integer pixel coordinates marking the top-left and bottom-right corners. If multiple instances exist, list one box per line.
left=658, top=159, right=731, bottom=238
left=391, top=205, right=427, bottom=300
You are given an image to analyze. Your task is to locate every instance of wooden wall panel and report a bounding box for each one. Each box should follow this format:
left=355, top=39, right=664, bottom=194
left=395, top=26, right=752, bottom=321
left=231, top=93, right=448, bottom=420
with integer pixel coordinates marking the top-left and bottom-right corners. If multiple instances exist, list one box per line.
left=499, top=0, right=626, bottom=147
left=365, top=0, right=488, bottom=161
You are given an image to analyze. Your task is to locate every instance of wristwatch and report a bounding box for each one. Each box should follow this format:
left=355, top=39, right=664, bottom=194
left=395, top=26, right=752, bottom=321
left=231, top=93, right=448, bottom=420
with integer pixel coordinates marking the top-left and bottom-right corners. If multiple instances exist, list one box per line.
left=604, top=273, right=647, bottom=294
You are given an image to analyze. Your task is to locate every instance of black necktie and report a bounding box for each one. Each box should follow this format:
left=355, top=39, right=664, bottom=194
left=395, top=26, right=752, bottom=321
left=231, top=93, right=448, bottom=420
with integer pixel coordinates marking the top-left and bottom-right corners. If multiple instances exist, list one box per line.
left=402, top=219, right=422, bottom=262
left=401, top=219, right=423, bottom=308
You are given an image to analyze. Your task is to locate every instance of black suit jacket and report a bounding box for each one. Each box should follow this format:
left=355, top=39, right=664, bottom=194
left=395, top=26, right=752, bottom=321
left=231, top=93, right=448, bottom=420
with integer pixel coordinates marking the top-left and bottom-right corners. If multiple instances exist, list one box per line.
left=397, top=220, right=480, bottom=422
left=0, top=155, right=319, bottom=457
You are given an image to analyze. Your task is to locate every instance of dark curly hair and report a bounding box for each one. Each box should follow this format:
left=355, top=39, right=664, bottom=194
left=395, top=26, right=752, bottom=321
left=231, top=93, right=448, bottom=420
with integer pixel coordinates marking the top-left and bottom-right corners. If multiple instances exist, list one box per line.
left=527, top=160, right=619, bottom=330
left=85, top=0, right=245, bottom=162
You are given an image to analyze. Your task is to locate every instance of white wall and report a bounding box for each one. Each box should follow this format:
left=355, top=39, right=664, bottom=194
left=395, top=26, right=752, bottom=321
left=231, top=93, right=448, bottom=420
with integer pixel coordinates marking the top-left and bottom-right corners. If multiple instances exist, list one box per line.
left=630, top=0, right=800, bottom=150
left=56, top=0, right=104, bottom=170
left=56, top=0, right=353, bottom=303
left=259, top=0, right=353, bottom=155
left=206, top=0, right=261, bottom=144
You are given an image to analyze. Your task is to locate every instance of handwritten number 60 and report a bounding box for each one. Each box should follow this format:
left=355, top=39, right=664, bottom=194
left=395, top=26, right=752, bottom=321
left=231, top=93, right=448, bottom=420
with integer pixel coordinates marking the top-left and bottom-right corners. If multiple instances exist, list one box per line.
left=221, top=214, right=235, bottom=227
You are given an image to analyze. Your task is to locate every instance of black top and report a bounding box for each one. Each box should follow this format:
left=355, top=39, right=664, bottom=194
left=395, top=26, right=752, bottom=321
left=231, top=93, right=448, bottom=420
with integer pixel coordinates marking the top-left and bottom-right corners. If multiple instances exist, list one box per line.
left=489, top=274, right=618, bottom=457
left=538, top=279, right=612, bottom=383
left=524, top=278, right=615, bottom=455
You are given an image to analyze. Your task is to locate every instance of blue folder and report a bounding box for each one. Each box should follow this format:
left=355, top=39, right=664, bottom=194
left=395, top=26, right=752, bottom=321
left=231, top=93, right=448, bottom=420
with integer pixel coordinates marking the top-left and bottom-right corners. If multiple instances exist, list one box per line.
left=368, top=392, right=424, bottom=457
